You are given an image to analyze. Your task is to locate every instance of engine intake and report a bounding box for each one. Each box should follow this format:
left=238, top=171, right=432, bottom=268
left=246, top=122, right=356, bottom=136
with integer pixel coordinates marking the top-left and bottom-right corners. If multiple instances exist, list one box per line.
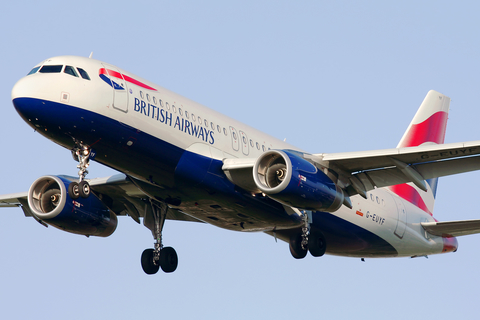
left=253, top=150, right=344, bottom=212
left=28, top=175, right=117, bottom=237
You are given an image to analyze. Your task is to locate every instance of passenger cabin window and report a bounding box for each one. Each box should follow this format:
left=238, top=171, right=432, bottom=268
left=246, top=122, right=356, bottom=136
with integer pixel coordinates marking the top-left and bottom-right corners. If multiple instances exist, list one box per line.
left=39, top=65, right=63, bottom=73
left=77, top=68, right=90, bottom=80
left=64, top=66, right=78, bottom=77
left=27, top=66, right=40, bottom=75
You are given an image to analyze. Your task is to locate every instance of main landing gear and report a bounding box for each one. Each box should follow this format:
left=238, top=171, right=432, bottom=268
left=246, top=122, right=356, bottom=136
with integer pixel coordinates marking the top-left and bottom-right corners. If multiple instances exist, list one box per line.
left=68, top=143, right=92, bottom=199
left=289, top=212, right=327, bottom=259
left=141, top=200, right=178, bottom=275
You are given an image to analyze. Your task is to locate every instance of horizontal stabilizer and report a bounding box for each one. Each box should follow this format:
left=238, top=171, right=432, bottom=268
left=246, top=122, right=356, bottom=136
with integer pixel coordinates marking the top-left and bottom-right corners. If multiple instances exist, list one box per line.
left=421, top=220, right=480, bottom=237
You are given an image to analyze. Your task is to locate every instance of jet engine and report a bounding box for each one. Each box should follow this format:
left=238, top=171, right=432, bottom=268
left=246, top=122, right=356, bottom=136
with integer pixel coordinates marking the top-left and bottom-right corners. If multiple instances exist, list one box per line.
left=27, top=175, right=117, bottom=237
left=253, top=150, right=344, bottom=212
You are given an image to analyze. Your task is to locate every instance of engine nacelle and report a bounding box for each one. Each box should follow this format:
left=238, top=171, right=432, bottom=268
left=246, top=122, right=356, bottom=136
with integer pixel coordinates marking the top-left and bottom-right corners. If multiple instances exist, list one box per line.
left=253, top=150, right=344, bottom=212
left=27, top=175, right=117, bottom=237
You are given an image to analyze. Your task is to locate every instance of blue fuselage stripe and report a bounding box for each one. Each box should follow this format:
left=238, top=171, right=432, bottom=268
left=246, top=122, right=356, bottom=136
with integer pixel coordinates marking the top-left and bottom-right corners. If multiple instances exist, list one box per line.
left=12, top=97, right=397, bottom=256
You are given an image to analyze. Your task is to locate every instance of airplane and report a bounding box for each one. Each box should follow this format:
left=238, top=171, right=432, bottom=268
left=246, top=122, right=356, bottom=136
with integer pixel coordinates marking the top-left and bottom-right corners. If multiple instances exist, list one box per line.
left=2, top=55, right=480, bottom=275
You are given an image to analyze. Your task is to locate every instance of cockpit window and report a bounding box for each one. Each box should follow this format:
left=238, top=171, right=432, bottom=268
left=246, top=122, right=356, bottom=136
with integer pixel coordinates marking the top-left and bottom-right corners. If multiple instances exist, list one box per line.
left=63, top=66, right=78, bottom=77
left=39, top=65, right=63, bottom=73
left=27, top=66, right=40, bottom=75
left=77, top=68, right=90, bottom=80
left=64, top=66, right=78, bottom=77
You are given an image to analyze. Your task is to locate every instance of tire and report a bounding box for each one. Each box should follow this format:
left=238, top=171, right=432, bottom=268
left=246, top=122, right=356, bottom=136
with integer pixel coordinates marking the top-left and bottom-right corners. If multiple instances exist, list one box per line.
left=308, top=230, right=327, bottom=257
left=79, top=181, right=90, bottom=198
left=289, top=233, right=307, bottom=259
left=68, top=182, right=80, bottom=199
left=141, top=248, right=160, bottom=275
left=160, top=247, right=178, bottom=273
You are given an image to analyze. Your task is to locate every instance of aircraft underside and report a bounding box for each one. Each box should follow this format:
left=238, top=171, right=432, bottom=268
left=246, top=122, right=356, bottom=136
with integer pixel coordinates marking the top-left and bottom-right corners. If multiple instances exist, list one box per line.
left=12, top=96, right=399, bottom=273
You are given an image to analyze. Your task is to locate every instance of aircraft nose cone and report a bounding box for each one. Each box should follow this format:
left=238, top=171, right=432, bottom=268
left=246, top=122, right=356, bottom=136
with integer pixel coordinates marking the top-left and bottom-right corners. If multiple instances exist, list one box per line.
left=12, top=75, right=38, bottom=101
left=12, top=76, right=36, bottom=119
left=11, top=74, right=53, bottom=125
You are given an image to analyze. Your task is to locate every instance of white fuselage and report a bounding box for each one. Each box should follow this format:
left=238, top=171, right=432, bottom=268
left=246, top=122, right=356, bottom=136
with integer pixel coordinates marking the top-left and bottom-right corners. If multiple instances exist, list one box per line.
left=11, top=55, right=456, bottom=258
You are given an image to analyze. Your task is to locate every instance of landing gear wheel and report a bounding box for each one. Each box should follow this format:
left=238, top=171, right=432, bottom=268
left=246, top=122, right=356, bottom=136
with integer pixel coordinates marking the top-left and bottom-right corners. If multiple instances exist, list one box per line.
left=289, top=233, right=308, bottom=259
left=141, top=248, right=160, bottom=275
left=68, top=182, right=80, bottom=199
left=308, top=230, right=326, bottom=257
left=78, top=181, right=90, bottom=198
left=160, top=247, right=178, bottom=273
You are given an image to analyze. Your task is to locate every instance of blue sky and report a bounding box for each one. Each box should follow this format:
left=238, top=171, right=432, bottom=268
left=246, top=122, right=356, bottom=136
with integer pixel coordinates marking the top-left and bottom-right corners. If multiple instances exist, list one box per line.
left=1, top=1, right=480, bottom=319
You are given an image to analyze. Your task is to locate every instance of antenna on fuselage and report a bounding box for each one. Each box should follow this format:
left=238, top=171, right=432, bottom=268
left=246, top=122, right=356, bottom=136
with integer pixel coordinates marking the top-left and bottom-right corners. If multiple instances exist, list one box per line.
left=89, top=52, right=93, bottom=58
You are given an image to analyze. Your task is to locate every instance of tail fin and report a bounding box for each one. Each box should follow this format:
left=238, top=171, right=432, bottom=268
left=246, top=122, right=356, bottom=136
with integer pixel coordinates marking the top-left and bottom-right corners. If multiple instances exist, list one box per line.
left=397, top=90, right=450, bottom=148
left=390, top=90, right=451, bottom=215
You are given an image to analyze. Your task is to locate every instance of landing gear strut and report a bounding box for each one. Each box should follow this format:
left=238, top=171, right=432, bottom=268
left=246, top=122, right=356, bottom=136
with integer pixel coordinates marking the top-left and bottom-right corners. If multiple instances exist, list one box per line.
left=68, top=143, right=91, bottom=199
left=289, top=211, right=327, bottom=259
left=141, top=200, right=178, bottom=275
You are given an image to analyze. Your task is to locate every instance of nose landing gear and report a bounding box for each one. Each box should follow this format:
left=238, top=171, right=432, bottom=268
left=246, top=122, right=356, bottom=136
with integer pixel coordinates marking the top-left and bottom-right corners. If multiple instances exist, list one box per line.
left=68, top=143, right=92, bottom=199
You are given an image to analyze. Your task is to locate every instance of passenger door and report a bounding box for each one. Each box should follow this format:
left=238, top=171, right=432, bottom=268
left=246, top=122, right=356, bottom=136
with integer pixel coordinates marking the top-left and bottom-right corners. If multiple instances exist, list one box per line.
left=101, top=63, right=129, bottom=112
left=393, top=196, right=407, bottom=239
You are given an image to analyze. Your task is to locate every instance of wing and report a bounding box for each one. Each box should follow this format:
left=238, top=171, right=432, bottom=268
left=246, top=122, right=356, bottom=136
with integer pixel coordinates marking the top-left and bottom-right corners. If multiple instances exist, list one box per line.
left=313, top=140, right=480, bottom=196
left=0, top=192, right=28, bottom=208
left=0, top=174, right=204, bottom=224
left=223, top=140, right=480, bottom=197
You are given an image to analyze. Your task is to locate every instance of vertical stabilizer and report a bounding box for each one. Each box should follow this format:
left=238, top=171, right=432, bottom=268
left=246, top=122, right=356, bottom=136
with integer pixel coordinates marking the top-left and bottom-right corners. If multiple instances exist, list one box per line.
left=390, top=90, right=451, bottom=215
left=397, top=90, right=450, bottom=148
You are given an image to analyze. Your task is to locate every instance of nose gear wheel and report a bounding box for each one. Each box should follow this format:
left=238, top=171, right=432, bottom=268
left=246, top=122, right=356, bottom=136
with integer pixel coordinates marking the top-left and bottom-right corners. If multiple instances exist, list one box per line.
left=68, top=142, right=92, bottom=199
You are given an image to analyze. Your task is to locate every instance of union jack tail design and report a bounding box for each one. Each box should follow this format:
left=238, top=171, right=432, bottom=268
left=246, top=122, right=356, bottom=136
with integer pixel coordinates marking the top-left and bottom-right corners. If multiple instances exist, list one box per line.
left=390, top=90, right=451, bottom=215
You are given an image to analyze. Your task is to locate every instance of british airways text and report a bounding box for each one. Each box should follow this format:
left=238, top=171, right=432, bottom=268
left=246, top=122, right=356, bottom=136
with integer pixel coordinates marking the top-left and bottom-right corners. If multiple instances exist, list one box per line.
left=134, top=98, right=215, bottom=144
